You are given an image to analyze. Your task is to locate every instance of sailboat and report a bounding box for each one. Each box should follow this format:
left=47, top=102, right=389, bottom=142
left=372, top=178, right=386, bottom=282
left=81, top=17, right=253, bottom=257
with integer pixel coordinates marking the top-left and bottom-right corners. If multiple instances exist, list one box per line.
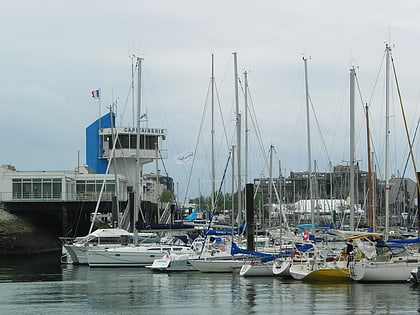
left=60, top=106, right=137, bottom=265
left=349, top=44, right=420, bottom=282
left=185, top=53, right=250, bottom=273
left=288, top=242, right=350, bottom=282
left=83, top=57, right=195, bottom=267
left=61, top=228, right=158, bottom=265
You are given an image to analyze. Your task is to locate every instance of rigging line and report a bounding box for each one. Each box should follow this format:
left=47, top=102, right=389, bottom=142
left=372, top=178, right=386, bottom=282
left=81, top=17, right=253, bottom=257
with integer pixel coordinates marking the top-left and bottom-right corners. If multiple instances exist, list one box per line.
left=119, top=82, right=134, bottom=127
left=246, top=83, right=270, bottom=173
left=119, top=61, right=138, bottom=127
left=367, top=49, right=387, bottom=106
left=363, top=49, right=388, bottom=182
left=391, top=56, right=420, bottom=196
left=353, top=70, right=370, bottom=149
left=308, top=94, right=332, bottom=165
left=158, top=149, right=169, bottom=177
left=199, top=150, right=232, bottom=258
left=112, top=127, right=146, bottom=222
left=391, top=115, right=420, bottom=213
left=214, top=80, right=231, bottom=152
left=237, top=76, right=269, bottom=176
left=182, top=79, right=212, bottom=205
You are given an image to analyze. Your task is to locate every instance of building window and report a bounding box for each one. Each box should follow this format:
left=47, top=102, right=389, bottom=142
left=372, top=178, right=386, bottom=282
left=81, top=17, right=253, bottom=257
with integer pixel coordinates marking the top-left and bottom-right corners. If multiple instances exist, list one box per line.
left=11, top=178, right=62, bottom=200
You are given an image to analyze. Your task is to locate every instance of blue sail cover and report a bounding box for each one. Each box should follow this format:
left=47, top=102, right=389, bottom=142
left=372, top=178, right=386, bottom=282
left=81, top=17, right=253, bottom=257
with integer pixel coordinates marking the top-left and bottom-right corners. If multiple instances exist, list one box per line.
left=386, top=237, right=420, bottom=244
left=205, top=222, right=246, bottom=236
left=277, top=243, right=314, bottom=257
left=186, top=208, right=198, bottom=221
left=230, top=242, right=276, bottom=262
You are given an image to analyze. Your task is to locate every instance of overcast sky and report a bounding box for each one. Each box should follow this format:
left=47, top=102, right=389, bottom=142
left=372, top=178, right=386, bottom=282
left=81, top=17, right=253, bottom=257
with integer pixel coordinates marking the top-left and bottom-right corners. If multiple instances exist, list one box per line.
left=1, top=1, right=419, bottom=202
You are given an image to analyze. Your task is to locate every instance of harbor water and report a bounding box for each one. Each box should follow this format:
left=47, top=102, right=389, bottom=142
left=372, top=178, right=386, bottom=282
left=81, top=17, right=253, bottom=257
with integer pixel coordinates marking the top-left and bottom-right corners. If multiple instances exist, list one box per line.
left=0, top=252, right=419, bottom=314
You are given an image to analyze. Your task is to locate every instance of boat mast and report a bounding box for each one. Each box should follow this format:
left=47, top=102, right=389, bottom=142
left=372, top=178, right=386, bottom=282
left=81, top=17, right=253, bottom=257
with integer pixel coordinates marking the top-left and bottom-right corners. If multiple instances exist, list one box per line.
left=303, top=56, right=315, bottom=236
left=233, top=52, right=242, bottom=229
left=131, top=55, right=135, bottom=128
left=109, top=104, right=120, bottom=227
left=349, top=66, right=356, bottom=231
left=244, top=71, right=249, bottom=185
left=268, top=145, right=273, bottom=229
left=231, top=145, right=235, bottom=239
left=211, top=54, right=215, bottom=210
left=134, top=56, right=143, bottom=245
left=365, top=104, right=374, bottom=231
left=385, top=44, right=391, bottom=240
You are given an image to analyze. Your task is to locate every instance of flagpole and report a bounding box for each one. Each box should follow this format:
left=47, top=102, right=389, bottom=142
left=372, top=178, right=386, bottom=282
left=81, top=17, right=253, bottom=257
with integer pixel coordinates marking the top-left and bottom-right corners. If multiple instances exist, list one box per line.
left=98, top=88, right=102, bottom=159
left=98, top=88, right=102, bottom=129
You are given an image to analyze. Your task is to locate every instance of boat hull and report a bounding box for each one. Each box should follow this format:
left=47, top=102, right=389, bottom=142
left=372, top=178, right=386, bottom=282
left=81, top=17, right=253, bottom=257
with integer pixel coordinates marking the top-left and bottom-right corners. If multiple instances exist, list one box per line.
left=64, top=244, right=87, bottom=265
left=289, top=263, right=309, bottom=280
left=146, top=253, right=198, bottom=272
left=350, top=261, right=418, bottom=282
left=87, top=245, right=192, bottom=267
left=189, top=258, right=244, bottom=273
left=304, top=268, right=350, bottom=282
left=240, top=261, right=274, bottom=277
left=272, top=258, right=295, bottom=277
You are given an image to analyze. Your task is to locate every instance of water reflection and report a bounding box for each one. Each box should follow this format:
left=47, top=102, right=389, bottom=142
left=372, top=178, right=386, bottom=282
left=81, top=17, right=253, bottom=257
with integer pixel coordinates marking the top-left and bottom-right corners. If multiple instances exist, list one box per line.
left=0, top=256, right=419, bottom=314
left=0, top=251, right=63, bottom=282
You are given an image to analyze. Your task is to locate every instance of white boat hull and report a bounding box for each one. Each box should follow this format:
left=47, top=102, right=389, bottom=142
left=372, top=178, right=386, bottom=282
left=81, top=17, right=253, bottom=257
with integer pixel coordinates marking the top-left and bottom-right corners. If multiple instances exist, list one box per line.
left=189, top=258, right=245, bottom=273
left=289, top=263, right=310, bottom=280
left=64, top=245, right=88, bottom=265
left=87, top=245, right=193, bottom=267
left=146, top=253, right=198, bottom=272
left=240, top=261, right=274, bottom=277
left=272, top=259, right=292, bottom=277
left=350, top=261, right=418, bottom=282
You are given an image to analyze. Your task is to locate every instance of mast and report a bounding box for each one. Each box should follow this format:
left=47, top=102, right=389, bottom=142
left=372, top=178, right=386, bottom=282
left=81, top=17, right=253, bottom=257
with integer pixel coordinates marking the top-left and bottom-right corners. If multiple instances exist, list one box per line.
left=134, top=56, right=143, bottom=245
left=365, top=104, right=374, bottom=231
left=155, top=142, right=160, bottom=222
left=385, top=44, right=391, bottom=240
left=349, top=66, right=356, bottom=231
left=231, top=145, right=235, bottom=239
left=211, top=54, right=215, bottom=210
left=268, top=145, right=273, bottom=228
left=233, top=52, right=242, bottom=229
left=109, top=104, right=120, bottom=227
left=303, top=56, right=315, bottom=236
left=244, top=71, right=249, bottom=185
left=131, top=55, right=135, bottom=127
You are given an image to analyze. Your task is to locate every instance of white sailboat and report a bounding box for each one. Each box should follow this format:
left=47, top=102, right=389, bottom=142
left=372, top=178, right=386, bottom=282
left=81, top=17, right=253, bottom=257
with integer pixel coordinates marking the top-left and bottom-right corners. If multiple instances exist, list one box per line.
left=349, top=45, right=420, bottom=282
left=86, top=239, right=194, bottom=267
left=349, top=233, right=420, bottom=282
left=60, top=105, right=134, bottom=265
left=185, top=53, right=248, bottom=273
left=83, top=56, right=180, bottom=267
left=240, top=260, right=276, bottom=277
left=145, top=251, right=199, bottom=272
left=61, top=228, right=157, bottom=265
left=288, top=244, right=350, bottom=282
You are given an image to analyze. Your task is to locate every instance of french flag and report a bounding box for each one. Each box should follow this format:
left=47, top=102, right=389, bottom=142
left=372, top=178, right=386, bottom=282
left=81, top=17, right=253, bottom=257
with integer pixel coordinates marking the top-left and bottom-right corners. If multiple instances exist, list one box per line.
left=91, top=89, right=100, bottom=98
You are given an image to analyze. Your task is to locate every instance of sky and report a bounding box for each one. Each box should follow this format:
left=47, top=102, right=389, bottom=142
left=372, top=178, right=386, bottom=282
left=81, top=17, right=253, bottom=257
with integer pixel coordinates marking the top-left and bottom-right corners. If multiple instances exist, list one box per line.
left=1, top=0, right=420, bottom=203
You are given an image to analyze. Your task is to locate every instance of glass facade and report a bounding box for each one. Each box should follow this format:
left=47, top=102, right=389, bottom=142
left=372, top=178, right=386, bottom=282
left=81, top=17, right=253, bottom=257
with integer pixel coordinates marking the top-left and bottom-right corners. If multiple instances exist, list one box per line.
left=11, top=177, right=117, bottom=201
left=12, top=178, right=62, bottom=199
left=75, top=179, right=115, bottom=201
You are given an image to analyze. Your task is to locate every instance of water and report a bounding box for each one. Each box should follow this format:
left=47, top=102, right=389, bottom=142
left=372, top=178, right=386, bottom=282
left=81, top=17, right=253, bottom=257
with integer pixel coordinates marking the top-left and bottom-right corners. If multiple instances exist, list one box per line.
left=0, top=252, right=419, bottom=314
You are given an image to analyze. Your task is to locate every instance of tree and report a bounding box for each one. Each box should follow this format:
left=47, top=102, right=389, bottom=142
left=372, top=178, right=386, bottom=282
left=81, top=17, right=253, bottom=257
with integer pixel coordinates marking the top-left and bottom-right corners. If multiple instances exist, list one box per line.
left=160, top=189, right=173, bottom=203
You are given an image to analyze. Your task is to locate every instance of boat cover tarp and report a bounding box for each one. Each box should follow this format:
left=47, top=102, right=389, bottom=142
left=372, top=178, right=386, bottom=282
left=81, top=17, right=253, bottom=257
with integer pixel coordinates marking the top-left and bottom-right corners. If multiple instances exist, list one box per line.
left=386, top=238, right=420, bottom=244
left=230, top=242, right=314, bottom=262
left=230, top=242, right=276, bottom=262
left=186, top=208, right=198, bottom=221
left=275, top=243, right=314, bottom=257
left=136, top=222, right=195, bottom=231
left=205, top=222, right=246, bottom=236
